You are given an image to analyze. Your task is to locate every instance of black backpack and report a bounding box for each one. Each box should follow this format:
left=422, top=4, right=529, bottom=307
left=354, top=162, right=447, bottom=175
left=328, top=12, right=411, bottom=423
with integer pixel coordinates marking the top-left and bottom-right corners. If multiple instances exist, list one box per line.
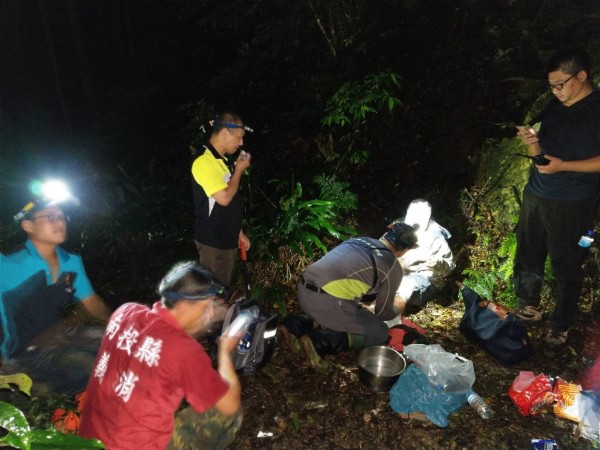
left=220, top=296, right=278, bottom=375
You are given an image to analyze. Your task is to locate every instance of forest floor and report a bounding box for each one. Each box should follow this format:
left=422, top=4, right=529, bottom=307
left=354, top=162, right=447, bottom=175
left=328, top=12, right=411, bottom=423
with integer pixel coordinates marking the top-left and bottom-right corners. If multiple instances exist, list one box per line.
left=5, top=203, right=600, bottom=449
left=230, top=291, right=600, bottom=450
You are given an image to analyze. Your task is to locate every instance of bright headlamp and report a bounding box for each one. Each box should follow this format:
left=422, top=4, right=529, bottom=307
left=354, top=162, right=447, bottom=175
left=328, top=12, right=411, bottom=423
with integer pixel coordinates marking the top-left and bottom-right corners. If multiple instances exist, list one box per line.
left=13, top=179, right=73, bottom=223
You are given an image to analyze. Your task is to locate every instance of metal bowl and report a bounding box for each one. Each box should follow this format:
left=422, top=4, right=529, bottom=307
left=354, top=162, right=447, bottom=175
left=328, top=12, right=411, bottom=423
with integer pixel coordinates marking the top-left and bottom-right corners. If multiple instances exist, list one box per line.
left=357, top=346, right=407, bottom=392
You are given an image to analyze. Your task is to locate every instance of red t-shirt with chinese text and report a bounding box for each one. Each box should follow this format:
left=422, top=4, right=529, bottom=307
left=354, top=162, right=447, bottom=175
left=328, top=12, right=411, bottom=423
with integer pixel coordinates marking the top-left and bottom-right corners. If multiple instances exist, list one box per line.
left=79, top=302, right=229, bottom=450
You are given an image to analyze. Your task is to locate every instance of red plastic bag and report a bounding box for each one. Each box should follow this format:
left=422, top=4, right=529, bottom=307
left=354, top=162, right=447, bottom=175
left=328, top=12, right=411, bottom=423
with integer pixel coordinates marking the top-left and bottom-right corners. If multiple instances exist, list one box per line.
left=508, top=371, right=555, bottom=416
left=387, top=318, right=428, bottom=352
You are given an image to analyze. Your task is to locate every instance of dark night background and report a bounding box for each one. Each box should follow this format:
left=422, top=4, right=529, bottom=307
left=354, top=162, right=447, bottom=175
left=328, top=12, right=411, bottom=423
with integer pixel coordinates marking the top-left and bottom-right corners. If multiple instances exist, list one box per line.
left=2, top=0, right=600, bottom=307
left=2, top=3, right=600, bottom=448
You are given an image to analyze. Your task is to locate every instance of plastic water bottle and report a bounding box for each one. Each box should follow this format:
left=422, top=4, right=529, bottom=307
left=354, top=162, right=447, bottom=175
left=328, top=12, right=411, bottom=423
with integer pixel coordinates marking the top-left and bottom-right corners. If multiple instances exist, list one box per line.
left=578, top=230, right=595, bottom=248
left=237, top=329, right=253, bottom=354
left=466, top=388, right=493, bottom=419
left=233, top=306, right=260, bottom=355
left=224, top=311, right=254, bottom=338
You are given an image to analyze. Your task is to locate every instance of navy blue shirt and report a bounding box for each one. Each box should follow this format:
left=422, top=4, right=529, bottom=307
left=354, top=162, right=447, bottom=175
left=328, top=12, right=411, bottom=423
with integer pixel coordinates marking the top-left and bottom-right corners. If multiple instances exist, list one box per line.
left=528, top=90, right=600, bottom=200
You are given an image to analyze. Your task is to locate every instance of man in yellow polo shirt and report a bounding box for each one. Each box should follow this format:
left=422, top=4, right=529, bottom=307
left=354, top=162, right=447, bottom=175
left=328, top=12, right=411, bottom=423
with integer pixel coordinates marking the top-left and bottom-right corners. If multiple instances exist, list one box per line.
left=191, top=112, right=252, bottom=286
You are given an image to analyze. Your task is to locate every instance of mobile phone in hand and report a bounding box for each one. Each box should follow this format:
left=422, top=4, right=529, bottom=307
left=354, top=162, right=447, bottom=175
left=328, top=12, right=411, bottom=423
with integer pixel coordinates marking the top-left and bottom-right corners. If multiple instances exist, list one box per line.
left=516, top=125, right=537, bottom=136
left=515, top=153, right=550, bottom=166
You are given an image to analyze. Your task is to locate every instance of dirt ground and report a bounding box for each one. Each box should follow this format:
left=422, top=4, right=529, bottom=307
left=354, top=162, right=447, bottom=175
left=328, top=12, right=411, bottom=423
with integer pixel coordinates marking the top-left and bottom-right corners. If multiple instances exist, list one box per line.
left=230, top=295, right=600, bottom=450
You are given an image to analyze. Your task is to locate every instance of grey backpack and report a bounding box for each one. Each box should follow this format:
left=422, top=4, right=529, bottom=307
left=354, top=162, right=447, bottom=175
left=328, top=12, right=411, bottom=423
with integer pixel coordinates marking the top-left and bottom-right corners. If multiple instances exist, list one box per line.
left=221, top=297, right=278, bottom=375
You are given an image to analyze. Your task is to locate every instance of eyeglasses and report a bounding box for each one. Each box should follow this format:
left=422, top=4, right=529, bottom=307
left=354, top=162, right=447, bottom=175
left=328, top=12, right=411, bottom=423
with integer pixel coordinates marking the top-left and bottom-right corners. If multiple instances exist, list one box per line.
left=549, top=74, right=576, bottom=91
left=30, top=214, right=68, bottom=223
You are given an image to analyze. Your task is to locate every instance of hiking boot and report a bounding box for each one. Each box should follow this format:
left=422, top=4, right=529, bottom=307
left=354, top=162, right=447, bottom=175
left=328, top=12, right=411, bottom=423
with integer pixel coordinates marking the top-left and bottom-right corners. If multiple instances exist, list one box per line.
left=300, top=335, right=330, bottom=371
left=515, top=305, right=543, bottom=323
left=282, top=314, right=315, bottom=337
left=544, top=329, right=569, bottom=348
left=277, top=325, right=301, bottom=353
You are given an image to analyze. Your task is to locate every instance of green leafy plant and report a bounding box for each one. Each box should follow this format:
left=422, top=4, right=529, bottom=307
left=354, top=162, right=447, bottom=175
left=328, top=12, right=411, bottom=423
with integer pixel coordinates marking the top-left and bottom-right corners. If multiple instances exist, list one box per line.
left=246, top=175, right=357, bottom=313
left=0, top=374, right=32, bottom=397
left=322, top=70, right=402, bottom=129
left=0, top=401, right=105, bottom=449
left=320, top=70, right=403, bottom=174
left=250, top=175, right=357, bottom=261
left=459, top=180, right=557, bottom=307
left=459, top=184, right=519, bottom=306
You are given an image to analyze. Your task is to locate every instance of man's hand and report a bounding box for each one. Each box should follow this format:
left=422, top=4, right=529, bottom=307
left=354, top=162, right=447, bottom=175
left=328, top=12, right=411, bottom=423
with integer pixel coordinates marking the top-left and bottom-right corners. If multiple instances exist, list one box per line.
left=234, top=151, right=251, bottom=173
left=218, top=334, right=241, bottom=355
left=239, top=230, right=250, bottom=252
left=212, top=152, right=252, bottom=206
left=535, top=155, right=565, bottom=174
left=516, top=126, right=539, bottom=146
left=215, top=333, right=242, bottom=416
left=535, top=154, right=600, bottom=174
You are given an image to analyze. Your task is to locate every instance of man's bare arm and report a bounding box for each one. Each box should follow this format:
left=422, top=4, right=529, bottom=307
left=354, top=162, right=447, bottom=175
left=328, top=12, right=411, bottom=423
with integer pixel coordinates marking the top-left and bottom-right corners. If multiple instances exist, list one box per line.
left=537, top=154, right=600, bottom=174
left=81, top=293, right=112, bottom=322
left=212, top=155, right=251, bottom=206
left=213, top=335, right=242, bottom=416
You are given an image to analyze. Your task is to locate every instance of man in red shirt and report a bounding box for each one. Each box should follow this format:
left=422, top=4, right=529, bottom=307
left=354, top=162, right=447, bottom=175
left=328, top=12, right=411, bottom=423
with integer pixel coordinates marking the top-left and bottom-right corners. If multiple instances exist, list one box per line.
left=79, top=262, right=242, bottom=450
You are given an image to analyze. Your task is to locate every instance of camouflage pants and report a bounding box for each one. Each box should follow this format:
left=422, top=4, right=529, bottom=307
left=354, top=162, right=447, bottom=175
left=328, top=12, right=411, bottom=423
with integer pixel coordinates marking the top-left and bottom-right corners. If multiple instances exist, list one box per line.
left=167, top=406, right=243, bottom=450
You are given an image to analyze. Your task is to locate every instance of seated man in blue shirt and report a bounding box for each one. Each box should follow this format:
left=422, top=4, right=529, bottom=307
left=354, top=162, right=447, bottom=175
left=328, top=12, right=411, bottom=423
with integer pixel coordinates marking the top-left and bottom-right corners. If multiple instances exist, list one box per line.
left=0, top=199, right=111, bottom=395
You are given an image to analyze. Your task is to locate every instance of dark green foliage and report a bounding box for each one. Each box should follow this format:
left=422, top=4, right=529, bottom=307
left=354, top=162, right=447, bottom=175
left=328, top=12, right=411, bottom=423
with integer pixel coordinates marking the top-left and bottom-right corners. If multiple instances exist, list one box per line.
left=321, top=70, right=403, bottom=173
left=322, top=70, right=402, bottom=130
left=248, top=175, right=357, bottom=266
left=459, top=183, right=520, bottom=305
left=0, top=401, right=105, bottom=449
left=240, top=174, right=357, bottom=313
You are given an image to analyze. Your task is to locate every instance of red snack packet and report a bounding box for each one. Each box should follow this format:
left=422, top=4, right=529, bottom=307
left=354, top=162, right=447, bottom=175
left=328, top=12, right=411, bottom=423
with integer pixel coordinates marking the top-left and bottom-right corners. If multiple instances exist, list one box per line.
left=553, top=377, right=582, bottom=422
left=508, top=372, right=555, bottom=416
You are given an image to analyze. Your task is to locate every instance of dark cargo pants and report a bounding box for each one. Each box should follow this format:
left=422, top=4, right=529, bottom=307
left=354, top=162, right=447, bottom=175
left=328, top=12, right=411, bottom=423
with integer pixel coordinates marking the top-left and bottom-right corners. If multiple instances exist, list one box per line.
left=298, top=282, right=389, bottom=347
left=513, top=188, right=596, bottom=331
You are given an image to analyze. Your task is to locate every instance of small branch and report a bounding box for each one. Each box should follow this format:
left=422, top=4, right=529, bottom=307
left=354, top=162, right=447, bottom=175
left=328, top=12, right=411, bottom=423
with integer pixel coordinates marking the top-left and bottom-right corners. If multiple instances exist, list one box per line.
left=306, top=0, right=337, bottom=57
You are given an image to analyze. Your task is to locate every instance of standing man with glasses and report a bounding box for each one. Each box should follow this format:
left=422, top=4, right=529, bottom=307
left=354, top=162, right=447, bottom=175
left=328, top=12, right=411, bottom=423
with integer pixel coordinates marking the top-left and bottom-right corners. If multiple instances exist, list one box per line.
left=513, top=48, right=600, bottom=347
left=0, top=198, right=111, bottom=394
left=191, top=111, right=252, bottom=287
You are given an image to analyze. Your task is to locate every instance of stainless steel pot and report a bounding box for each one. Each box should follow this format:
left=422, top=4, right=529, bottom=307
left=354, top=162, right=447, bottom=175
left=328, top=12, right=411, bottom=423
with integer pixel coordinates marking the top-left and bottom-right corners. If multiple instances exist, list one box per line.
left=357, top=346, right=407, bottom=392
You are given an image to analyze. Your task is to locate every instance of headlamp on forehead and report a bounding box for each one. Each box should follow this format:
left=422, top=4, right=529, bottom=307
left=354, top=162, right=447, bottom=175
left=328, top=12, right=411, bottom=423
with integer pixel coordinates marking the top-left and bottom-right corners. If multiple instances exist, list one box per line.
left=159, top=281, right=228, bottom=302
left=13, top=179, right=73, bottom=223
left=209, top=120, right=254, bottom=133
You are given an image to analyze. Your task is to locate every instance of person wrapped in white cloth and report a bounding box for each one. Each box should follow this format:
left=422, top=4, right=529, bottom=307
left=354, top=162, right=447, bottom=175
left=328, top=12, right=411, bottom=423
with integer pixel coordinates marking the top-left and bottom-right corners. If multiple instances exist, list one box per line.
left=393, top=199, right=455, bottom=316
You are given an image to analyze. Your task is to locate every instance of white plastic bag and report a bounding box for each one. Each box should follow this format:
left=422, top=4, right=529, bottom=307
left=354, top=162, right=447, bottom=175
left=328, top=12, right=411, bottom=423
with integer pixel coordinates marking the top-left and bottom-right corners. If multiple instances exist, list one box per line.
left=403, top=344, right=475, bottom=393
left=577, top=392, right=600, bottom=447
